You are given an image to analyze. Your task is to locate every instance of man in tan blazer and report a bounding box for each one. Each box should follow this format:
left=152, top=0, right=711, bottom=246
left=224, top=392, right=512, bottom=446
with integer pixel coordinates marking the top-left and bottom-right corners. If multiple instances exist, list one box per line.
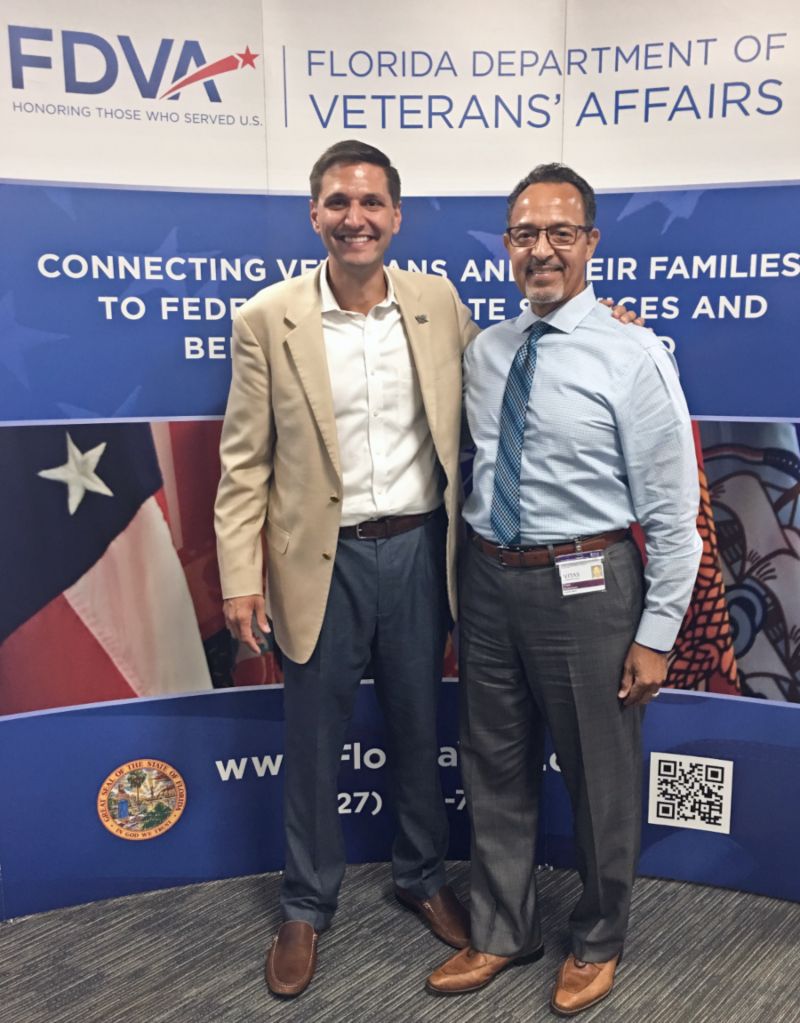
left=215, top=140, right=476, bottom=996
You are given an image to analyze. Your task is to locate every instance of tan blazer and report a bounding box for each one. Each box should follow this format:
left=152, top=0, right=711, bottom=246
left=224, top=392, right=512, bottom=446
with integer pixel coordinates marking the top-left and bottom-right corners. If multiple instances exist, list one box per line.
left=215, top=265, right=477, bottom=664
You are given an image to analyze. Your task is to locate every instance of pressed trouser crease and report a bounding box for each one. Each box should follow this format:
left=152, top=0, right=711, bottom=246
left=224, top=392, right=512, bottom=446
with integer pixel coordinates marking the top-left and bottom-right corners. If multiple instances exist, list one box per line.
left=281, top=512, right=450, bottom=929
left=460, top=537, right=644, bottom=960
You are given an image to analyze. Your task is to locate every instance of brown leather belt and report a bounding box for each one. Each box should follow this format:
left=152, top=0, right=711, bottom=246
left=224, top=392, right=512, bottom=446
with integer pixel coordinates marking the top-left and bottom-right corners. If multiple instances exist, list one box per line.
left=471, top=527, right=630, bottom=568
left=340, top=511, right=436, bottom=541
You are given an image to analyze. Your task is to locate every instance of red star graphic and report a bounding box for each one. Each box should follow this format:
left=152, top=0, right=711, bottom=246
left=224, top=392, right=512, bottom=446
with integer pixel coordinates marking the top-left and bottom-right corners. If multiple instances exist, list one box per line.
left=237, top=46, right=259, bottom=69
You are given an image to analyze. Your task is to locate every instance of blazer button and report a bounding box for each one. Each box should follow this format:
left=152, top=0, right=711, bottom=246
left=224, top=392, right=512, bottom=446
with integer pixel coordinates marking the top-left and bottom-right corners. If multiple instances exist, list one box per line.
left=330, top=495, right=340, bottom=503
left=322, top=552, right=332, bottom=560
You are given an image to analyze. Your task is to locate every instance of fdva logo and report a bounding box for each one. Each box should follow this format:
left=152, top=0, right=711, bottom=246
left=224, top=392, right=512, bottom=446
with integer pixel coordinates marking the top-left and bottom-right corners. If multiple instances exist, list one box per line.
left=9, top=26, right=259, bottom=101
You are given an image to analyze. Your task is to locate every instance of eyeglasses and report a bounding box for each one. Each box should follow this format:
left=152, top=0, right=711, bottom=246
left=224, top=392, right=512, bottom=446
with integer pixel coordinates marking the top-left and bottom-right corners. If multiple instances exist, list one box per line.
left=505, top=224, right=593, bottom=249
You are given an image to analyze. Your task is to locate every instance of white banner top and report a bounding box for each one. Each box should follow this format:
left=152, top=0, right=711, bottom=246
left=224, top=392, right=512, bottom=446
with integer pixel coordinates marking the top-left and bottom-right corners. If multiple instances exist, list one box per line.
left=3, top=0, right=797, bottom=193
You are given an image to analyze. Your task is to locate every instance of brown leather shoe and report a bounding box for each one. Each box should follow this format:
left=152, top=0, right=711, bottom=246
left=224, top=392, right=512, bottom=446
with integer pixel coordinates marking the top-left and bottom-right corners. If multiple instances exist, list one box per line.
left=395, top=884, right=470, bottom=948
left=550, top=953, right=620, bottom=1016
left=265, top=921, right=318, bottom=997
left=426, top=943, right=545, bottom=995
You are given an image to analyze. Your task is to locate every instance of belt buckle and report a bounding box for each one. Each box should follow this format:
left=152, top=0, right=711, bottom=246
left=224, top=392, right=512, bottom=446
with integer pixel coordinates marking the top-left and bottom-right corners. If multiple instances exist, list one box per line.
left=355, top=521, right=370, bottom=540
left=496, top=543, right=520, bottom=567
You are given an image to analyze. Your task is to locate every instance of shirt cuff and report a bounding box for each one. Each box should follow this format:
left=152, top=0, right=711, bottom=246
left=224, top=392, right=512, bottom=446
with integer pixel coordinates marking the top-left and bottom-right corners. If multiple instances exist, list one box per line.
left=634, top=611, right=681, bottom=653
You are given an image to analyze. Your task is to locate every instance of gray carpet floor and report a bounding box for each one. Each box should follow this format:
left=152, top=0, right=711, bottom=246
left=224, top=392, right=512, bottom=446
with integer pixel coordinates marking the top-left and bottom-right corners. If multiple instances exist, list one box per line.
left=2, top=863, right=799, bottom=1023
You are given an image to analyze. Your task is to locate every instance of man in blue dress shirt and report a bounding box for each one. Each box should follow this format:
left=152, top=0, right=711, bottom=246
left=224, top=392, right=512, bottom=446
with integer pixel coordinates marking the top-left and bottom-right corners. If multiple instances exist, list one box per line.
left=426, top=164, right=702, bottom=1014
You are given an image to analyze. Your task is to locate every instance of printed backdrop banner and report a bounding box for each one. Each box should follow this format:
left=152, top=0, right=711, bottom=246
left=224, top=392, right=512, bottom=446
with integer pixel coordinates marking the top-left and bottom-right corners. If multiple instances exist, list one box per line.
left=2, top=0, right=799, bottom=422
left=1, top=0, right=799, bottom=917
left=0, top=687, right=798, bottom=919
left=4, top=0, right=796, bottom=193
left=0, top=684, right=467, bottom=918
left=1, top=184, right=799, bottom=422
left=543, top=690, right=800, bottom=902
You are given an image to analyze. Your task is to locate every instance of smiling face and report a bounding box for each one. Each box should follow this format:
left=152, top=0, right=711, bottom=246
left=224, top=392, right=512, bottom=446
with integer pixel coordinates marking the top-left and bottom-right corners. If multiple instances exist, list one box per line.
left=310, top=161, right=401, bottom=278
left=505, top=181, right=599, bottom=315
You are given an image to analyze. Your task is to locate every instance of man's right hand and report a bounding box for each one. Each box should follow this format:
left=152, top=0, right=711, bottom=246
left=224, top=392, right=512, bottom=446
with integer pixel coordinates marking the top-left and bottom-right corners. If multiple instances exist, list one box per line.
left=223, top=594, right=270, bottom=655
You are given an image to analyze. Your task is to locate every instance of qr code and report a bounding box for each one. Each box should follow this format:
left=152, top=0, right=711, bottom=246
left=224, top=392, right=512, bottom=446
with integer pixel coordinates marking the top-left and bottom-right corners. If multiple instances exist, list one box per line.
left=648, top=753, right=733, bottom=834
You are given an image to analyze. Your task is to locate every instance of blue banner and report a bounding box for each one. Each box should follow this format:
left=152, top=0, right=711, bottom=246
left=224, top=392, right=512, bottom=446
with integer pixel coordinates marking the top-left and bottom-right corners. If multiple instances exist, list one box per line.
left=543, top=690, right=800, bottom=902
left=0, top=686, right=797, bottom=918
left=1, top=182, right=798, bottom=422
left=0, top=684, right=468, bottom=918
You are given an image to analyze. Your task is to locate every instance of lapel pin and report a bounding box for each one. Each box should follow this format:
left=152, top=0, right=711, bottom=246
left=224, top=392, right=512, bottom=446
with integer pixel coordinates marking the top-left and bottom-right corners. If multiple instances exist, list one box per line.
left=415, top=314, right=429, bottom=324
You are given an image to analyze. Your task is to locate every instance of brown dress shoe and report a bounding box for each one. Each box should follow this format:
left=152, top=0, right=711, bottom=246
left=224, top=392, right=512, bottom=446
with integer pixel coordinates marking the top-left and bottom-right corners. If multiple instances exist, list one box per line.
left=265, top=921, right=318, bottom=997
left=426, top=944, right=545, bottom=995
left=550, top=953, right=620, bottom=1016
left=395, top=883, right=470, bottom=948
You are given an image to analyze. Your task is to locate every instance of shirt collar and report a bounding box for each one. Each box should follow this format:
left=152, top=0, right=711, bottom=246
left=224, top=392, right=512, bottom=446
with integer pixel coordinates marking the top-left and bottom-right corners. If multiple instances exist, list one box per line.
left=319, top=259, right=396, bottom=314
left=514, top=283, right=596, bottom=336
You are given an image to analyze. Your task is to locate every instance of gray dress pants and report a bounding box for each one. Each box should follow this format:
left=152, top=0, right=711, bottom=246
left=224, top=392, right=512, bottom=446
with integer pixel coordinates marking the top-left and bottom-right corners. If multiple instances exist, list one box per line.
left=459, top=535, right=645, bottom=962
left=280, top=510, right=451, bottom=931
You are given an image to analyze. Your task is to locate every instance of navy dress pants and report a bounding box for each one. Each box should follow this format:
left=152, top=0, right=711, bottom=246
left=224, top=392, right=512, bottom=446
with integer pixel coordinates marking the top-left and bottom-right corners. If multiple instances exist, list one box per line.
left=280, top=511, right=450, bottom=930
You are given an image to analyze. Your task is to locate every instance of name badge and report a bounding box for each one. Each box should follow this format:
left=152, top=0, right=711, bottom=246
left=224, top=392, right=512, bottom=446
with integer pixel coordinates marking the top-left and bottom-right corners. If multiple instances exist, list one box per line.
left=555, top=550, right=606, bottom=597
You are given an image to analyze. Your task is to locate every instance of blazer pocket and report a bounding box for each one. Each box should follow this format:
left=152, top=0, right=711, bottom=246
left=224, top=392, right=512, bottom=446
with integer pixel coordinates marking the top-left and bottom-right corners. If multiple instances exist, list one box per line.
left=266, top=518, right=290, bottom=555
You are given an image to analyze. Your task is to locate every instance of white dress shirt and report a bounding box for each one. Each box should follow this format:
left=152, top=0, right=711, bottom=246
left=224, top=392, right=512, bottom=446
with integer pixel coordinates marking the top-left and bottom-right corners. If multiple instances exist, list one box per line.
left=319, top=263, right=442, bottom=526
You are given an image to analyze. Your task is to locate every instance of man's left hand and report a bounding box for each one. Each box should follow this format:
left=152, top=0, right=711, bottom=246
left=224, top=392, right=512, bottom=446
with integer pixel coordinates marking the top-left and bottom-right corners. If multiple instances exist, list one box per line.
left=600, top=298, right=645, bottom=327
left=618, top=641, right=667, bottom=706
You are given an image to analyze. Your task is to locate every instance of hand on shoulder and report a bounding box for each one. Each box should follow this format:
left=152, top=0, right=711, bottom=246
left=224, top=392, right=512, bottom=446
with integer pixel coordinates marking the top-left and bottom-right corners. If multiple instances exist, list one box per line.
left=599, top=297, right=647, bottom=328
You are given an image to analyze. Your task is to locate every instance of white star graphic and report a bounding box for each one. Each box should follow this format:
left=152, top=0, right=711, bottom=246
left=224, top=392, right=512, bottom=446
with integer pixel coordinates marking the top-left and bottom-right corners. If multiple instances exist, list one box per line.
left=38, top=432, right=114, bottom=515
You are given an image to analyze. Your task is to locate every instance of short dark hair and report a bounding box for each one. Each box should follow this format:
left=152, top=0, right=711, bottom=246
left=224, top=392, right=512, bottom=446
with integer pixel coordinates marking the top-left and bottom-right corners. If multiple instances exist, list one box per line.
left=506, top=163, right=596, bottom=227
left=309, top=140, right=401, bottom=205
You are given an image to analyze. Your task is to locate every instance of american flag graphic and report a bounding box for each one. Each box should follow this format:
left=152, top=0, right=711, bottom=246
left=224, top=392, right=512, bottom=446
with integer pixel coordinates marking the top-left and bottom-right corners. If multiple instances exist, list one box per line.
left=0, top=422, right=216, bottom=714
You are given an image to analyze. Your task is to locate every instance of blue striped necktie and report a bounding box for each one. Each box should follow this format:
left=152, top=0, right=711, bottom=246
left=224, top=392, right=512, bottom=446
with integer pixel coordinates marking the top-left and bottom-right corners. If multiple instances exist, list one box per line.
left=490, top=320, right=557, bottom=546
